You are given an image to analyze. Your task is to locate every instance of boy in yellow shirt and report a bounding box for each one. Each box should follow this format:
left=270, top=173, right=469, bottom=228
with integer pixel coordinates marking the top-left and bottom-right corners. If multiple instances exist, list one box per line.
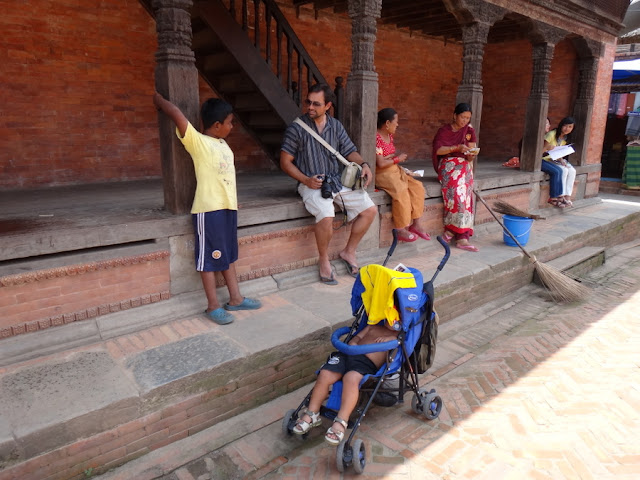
left=153, top=92, right=261, bottom=325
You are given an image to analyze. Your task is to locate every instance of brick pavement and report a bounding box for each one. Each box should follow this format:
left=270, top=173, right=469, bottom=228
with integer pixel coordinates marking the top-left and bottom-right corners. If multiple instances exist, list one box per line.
left=152, top=240, right=640, bottom=480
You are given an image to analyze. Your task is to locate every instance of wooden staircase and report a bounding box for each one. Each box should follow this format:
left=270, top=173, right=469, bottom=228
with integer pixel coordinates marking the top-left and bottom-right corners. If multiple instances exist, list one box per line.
left=141, top=0, right=333, bottom=165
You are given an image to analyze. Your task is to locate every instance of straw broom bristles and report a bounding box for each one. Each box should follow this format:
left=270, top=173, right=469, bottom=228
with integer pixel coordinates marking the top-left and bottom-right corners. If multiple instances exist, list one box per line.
left=493, top=201, right=545, bottom=220
left=529, top=256, right=590, bottom=303
left=475, top=191, right=589, bottom=303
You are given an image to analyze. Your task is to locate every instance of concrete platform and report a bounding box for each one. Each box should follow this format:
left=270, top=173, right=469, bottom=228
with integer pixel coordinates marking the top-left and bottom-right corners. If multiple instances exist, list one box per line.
left=0, top=194, right=639, bottom=480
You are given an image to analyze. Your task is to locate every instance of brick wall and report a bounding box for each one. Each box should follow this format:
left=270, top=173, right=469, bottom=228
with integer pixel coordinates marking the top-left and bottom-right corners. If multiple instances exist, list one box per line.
left=0, top=0, right=616, bottom=189
left=0, top=251, right=170, bottom=339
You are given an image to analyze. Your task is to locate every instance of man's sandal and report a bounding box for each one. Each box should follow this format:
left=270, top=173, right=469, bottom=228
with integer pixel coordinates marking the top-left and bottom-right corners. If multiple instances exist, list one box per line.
left=325, top=417, right=348, bottom=445
left=293, top=410, right=322, bottom=435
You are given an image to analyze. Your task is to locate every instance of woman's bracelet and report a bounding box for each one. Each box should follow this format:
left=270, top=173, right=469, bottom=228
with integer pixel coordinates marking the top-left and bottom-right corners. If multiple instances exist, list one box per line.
left=393, top=157, right=400, bottom=164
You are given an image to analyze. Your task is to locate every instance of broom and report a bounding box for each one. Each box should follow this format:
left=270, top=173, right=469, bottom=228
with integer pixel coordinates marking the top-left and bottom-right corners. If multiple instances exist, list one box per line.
left=475, top=191, right=589, bottom=303
left=493, top=200, right=546, bottom=220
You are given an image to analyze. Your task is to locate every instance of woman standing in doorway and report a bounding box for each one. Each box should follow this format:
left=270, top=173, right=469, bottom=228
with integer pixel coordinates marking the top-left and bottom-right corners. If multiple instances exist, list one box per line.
left=432, top=103, right=479, bottom=251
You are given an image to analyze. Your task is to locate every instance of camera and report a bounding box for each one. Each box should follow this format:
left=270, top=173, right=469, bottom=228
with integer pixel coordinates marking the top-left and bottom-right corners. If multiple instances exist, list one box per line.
left=320, top=175, right=334, bottom=199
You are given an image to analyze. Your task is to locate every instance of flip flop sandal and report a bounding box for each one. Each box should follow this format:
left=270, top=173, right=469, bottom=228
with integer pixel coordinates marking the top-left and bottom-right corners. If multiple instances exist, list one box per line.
left=547, top=198, right=566, bottom=208
left=341, top=259, right=359, bottom=278
left=397, top=232, right=417, bottom=243
left=224, top=297, right=262, bottom=311
left=325, top=417, right=348, bottom=445
left=408, top=226, right=431, bottom=241
left=456, top=243, right=479, bottom=252
left=204, top=308, right=234, bottom=325
left=441, top=231, right=454, bottom=244
left=293, top=410, right=322, bottom=435
left=319, top=270, right=338, bottom=285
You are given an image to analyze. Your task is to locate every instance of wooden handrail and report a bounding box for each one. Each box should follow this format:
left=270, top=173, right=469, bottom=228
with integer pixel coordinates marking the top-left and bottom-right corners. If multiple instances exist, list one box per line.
left=223, top=0, right=330, bottom=108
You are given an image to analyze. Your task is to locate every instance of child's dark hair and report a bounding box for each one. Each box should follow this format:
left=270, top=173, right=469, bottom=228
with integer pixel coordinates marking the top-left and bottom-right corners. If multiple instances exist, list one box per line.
left=201, top=98, right=233, bottom=131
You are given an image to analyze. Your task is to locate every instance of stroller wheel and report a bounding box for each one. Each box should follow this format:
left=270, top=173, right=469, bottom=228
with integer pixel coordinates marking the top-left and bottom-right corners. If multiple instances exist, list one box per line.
left=352, top=439, right=366, bottom=474
left=423, top=392, right=443, bottom=420
left=411, top=388, right=429, bottom=415
left=335, top=440, right=347, bottom=473
left=282, top=409, right=296, bottom=435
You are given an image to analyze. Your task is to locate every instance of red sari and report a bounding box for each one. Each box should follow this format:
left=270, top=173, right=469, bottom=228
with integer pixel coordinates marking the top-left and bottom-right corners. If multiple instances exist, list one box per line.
left=432, top=124, right=477, bottom=239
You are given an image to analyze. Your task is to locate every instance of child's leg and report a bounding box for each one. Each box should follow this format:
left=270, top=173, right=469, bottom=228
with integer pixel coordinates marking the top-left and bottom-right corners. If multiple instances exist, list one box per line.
left=220, top=263, right=243, bottom=306
left=294, top=369, right=341, bottom=433
left=325, top=370, right=363, bottom=443
left=200, top=271, right=221, bottom=312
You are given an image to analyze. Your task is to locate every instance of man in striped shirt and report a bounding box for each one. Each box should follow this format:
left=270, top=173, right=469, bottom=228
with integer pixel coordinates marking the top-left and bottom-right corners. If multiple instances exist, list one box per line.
left=280, top=83, right=376, bottom=285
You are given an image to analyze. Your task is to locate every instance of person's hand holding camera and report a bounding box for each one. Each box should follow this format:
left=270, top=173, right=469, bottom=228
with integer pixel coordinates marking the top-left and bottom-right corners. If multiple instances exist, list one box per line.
left=306, top=174, right=324, bottom=190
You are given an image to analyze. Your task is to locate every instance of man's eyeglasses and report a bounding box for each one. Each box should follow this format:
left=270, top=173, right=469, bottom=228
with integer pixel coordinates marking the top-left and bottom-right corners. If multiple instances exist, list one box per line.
left=304, top=99, right=325, bottom=107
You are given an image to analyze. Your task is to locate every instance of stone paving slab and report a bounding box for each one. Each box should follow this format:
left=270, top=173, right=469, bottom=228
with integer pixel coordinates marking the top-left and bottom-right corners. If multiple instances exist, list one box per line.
left=95, top=238, right=640, bottom=480
left=1, top=196, right=639, bottom=479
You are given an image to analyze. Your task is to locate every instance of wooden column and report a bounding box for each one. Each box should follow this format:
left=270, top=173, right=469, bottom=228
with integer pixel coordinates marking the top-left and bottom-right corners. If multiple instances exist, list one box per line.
left=572, top=52, right=601, bottom=166
left=520, top=24, right=566, bottom=172
left=153, top=0, right=200, bottom=214
left=456, top=21, right=490, bottom=140
left=520, top=42, right=555, bottom=172
left=344, top=0, right=382, bottom=185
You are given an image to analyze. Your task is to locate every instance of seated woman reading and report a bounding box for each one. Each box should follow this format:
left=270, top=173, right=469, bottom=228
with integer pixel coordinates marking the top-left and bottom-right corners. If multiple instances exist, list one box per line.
left=542, top=116, right=577, bottom=208
left=431, top=103, right=479, bottom=251
left=375, top=108, right=430, bottom=242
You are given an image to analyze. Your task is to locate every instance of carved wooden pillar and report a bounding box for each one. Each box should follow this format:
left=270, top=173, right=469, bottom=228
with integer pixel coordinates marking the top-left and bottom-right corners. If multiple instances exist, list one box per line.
left=153, top=0, right=200, bottom=214
left=520, top=24, right=566, bottom=172
left=520, top=42, right=555, bottom=172
left=456, top=21, right=490, bottom=139
left=572, top=53, right=600, bottom=166
left=345, top=0, right=382, bottom=186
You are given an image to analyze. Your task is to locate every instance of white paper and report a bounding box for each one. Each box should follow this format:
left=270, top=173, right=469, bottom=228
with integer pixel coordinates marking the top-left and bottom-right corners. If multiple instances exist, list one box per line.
left=547, top=144, right=575, bottom=160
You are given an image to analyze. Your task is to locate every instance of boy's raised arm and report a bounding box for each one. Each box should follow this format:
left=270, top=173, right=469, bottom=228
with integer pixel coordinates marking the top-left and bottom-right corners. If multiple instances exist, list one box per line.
left=153, top=92, right=189, bottom=137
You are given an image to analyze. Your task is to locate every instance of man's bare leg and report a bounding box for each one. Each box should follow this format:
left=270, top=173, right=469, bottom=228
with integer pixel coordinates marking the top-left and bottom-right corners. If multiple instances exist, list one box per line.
left=315, top=217, right=334, bottom=279
left=339, top=206, right=376, bottom=275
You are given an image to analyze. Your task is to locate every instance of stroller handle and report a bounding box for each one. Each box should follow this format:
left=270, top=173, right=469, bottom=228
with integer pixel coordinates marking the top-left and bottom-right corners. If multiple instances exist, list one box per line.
left=331, top=326, right=400, bottom=355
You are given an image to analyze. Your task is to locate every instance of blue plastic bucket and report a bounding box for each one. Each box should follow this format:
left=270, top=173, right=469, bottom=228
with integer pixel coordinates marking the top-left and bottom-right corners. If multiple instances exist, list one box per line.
left=503, top=215, right=533, bottom=247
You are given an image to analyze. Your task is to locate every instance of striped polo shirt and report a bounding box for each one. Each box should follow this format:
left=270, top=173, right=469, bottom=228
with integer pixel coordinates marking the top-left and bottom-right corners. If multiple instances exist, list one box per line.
left=281, top=114, right=358, bottom=190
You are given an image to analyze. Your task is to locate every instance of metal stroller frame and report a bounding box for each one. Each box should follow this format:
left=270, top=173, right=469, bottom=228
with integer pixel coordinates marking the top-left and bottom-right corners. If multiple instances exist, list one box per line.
left=282, top=232, right=451, bottom=474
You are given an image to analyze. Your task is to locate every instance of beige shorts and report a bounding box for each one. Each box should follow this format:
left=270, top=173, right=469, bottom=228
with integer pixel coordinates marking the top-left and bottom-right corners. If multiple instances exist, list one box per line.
left=298, top=184, right=375, bottom=223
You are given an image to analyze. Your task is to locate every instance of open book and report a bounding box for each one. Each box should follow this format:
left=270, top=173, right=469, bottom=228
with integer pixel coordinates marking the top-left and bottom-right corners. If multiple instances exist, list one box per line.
left=547, top=144, right=575, bottom=161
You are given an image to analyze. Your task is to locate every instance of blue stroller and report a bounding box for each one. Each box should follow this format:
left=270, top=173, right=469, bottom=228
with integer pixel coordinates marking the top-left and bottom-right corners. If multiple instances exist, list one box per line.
left=282, top=233, right=450, bottom=474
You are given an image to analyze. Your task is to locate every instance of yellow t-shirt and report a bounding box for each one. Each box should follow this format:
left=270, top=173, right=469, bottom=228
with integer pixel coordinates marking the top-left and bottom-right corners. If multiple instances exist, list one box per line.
left=177, top=123, right=237, bottom=214
left=543, top=129, right=566, bottom=161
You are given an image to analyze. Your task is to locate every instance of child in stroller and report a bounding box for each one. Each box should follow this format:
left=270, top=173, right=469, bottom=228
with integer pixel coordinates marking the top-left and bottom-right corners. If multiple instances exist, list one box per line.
left=282, top=234, right=450, bottom=474
left=292, top=315, right=403, bottom=445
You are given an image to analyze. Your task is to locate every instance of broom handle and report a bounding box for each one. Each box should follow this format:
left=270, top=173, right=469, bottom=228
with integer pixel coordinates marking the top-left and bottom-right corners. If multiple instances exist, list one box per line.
left=474, top=191, right=534, bottom=260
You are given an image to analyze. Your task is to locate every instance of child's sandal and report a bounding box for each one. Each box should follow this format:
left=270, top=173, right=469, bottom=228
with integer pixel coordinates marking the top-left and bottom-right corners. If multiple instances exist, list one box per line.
left=293, top=410, right=322, bottom=435
left=325, top=417, right=348, bottom=445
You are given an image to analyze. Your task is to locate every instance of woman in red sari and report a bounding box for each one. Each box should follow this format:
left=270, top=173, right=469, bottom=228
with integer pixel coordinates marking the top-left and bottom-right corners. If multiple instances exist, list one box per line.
left=432, top=103, right=479, bottom=252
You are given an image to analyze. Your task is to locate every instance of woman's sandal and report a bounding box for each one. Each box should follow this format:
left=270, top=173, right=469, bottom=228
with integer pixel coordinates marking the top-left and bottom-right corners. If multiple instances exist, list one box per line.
left=397, top=231, right=417, bottom=243
left=325, top=417, right=348, bottom=445
left=441, top=231, right=454, bottom=244
left=408, top=225, right=431, bottom=241
left=547, top=198, right=566, bottom=209
left=293, top=410, right=322, bottom=435
left=562, top=197, right=573, bottom=207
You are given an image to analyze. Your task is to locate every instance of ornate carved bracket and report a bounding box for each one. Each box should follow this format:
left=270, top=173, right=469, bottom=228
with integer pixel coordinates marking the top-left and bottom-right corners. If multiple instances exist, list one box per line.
left=347, top=0, right=382, bottom=73
left=576, top=57, right=599, bottom=101
left=459, top=22, right=490, bottom=87
left=530, top=42, right=554, bottom=97
left=152, top=0, right=196, bottom=64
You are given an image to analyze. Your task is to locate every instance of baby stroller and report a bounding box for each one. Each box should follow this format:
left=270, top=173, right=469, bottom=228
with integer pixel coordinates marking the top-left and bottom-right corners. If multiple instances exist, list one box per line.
left=282, top=232, right=450, bottom=474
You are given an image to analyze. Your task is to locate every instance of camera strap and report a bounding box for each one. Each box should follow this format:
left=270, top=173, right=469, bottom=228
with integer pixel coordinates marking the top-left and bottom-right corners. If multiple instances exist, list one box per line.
left=294, top=118, right=351, bottom=167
